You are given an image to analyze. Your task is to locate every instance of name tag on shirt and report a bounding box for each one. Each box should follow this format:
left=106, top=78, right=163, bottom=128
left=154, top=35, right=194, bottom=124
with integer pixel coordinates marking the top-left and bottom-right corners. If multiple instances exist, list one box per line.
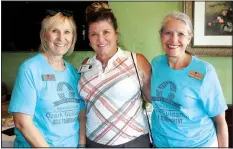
left=188, top=70, right=203, bottom=80
left=79, top=64, right=92, bottom=73
left=42, top=74, right=56, bottom=81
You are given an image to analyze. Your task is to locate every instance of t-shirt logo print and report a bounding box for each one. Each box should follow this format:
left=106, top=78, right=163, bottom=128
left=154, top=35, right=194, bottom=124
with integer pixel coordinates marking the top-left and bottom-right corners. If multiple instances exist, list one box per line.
left=45, top=82, right=80, bottom=125
left=152, top=81, right=188, bottom=125
left=54, top=82, right=80, bottom=106
left=152, top=81, right=181, bottom=108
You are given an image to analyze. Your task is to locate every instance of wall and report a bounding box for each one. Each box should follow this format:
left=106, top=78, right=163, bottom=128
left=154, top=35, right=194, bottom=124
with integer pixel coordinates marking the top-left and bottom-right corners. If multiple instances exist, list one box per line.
left=1, top=2, right=232, bottom=104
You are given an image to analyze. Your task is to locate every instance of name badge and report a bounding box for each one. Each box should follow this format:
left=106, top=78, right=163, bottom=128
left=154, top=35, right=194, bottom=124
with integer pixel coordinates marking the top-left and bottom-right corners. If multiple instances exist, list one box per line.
left=188, top=70, right=203, bottom=80
left=42, top=74, right=56, bottom=81
left=79, top=64, right=92, bottom=73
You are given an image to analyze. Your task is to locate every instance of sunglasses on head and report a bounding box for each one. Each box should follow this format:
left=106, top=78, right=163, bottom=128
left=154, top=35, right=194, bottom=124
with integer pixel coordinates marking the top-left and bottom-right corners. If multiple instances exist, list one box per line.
left=46, top=9, right=73, bottom=17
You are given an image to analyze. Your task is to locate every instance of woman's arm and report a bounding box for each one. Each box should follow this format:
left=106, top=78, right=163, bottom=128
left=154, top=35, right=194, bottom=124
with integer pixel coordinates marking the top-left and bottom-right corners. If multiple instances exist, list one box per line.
left=13, top=113, right=49, bottom=147
left=212, top=112, right=229, bottom=147
left=136, top=54, right=152, bottom=103
left=78, top=110, right=86, bottom=146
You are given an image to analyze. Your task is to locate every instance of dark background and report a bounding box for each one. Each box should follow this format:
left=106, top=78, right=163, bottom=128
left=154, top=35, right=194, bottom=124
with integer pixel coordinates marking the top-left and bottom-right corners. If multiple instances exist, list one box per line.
left=1, top=1, right=103, bottom=51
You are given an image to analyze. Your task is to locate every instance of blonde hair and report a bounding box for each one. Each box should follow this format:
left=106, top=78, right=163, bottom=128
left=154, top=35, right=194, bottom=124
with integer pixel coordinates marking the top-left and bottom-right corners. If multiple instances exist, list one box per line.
left=39, top=13, right=77, bottom=55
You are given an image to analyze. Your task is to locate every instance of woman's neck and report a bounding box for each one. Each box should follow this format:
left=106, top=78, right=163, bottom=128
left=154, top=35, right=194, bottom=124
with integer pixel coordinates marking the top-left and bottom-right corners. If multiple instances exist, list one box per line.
left=96, top=55, right=109, bottom=70
left=167, top=53, right=191, bottom=70
left=43, top=51, right=65, bottom=71
left=96, top=48, right=118, bottom=70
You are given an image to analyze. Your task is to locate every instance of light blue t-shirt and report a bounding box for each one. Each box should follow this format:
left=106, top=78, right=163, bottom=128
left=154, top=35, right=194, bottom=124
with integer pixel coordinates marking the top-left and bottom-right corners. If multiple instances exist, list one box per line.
left=151, top=55, right=227, bottom=147
left=8, top=53, right=85, bottom=147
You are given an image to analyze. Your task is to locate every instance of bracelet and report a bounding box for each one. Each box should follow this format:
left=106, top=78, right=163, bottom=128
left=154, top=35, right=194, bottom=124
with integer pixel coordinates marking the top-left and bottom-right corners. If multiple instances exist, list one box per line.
left=78, top=144, right=86, bottom=148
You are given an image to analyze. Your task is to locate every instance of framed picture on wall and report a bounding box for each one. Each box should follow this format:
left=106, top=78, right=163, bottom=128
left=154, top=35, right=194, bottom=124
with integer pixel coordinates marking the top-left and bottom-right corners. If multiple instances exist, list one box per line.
left=184, top=1, right=232, bottom=56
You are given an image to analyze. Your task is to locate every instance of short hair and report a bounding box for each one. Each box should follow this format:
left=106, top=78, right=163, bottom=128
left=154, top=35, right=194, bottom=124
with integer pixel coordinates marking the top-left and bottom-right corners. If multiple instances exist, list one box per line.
left=159, top=11, right=193, bottom=37
left=39, top=13, right=77, bottom=55
left=159, top=11, right=194, bottom=55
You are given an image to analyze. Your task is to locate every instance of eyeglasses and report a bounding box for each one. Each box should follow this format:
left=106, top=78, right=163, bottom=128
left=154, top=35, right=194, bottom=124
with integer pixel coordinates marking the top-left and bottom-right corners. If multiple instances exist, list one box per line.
left=46, top=9, right=73, bottom=17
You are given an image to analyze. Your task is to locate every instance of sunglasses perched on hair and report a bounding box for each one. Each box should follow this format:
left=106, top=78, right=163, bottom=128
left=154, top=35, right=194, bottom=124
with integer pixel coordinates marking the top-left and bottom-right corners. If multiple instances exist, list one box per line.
left=46, top=9, right=73, bottom=17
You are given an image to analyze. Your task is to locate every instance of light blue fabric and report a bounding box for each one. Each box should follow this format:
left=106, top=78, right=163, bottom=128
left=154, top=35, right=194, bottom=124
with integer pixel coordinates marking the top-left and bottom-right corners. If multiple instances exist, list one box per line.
left=8, top=53, right=85, bottom=147
left=151, top=54, right=227, bottom=147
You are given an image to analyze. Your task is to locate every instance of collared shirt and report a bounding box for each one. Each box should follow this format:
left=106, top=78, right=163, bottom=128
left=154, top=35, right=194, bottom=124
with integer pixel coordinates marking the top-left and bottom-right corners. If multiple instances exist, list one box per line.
left=78, top=47, right=148, bottom=145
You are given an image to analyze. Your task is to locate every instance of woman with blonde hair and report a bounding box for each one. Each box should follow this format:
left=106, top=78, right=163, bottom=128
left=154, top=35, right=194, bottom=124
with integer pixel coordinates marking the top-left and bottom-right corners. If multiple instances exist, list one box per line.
left=8, top=10, right=86, bottom=147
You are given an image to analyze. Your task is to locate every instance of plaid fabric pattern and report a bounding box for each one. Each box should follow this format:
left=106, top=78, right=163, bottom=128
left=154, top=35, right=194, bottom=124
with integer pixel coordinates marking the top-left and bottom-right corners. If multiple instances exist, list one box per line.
left=78, top=48, right=148, bottom=145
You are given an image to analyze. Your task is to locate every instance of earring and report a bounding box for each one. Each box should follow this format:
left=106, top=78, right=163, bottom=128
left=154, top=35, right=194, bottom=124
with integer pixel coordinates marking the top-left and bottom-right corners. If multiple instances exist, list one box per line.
left=89, top=43, right=91, bottom=46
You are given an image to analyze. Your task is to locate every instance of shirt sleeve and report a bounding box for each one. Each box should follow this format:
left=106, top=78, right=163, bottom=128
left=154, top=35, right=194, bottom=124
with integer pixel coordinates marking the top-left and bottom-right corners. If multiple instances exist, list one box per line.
left=8, top=65, right=37, bottom=115
left=200, top=65, right=228, bottom=117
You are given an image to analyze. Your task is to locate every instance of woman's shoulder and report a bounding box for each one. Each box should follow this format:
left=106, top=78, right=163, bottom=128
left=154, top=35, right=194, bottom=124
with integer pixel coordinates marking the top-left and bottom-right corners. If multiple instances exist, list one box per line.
left=190, top=56, right=218, bottom=81
left=64, top=62, right=79, bottom=73
left=19, top=53, right=44, bottom=70
left=192, top=56, right=215, bottom=71
left=151, top=54, right=166, bottom=65
left=64, top=63, right=80, bottom=79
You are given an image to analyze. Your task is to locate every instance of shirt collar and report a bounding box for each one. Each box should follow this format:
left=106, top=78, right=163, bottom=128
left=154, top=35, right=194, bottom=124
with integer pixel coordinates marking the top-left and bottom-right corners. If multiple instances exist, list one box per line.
left=92, top=47, right=128, bottom=71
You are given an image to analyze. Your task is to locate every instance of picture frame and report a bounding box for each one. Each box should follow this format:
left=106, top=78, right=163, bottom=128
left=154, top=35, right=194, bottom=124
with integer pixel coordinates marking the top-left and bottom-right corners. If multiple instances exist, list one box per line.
left=184, top=1, right=232, bottom=56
